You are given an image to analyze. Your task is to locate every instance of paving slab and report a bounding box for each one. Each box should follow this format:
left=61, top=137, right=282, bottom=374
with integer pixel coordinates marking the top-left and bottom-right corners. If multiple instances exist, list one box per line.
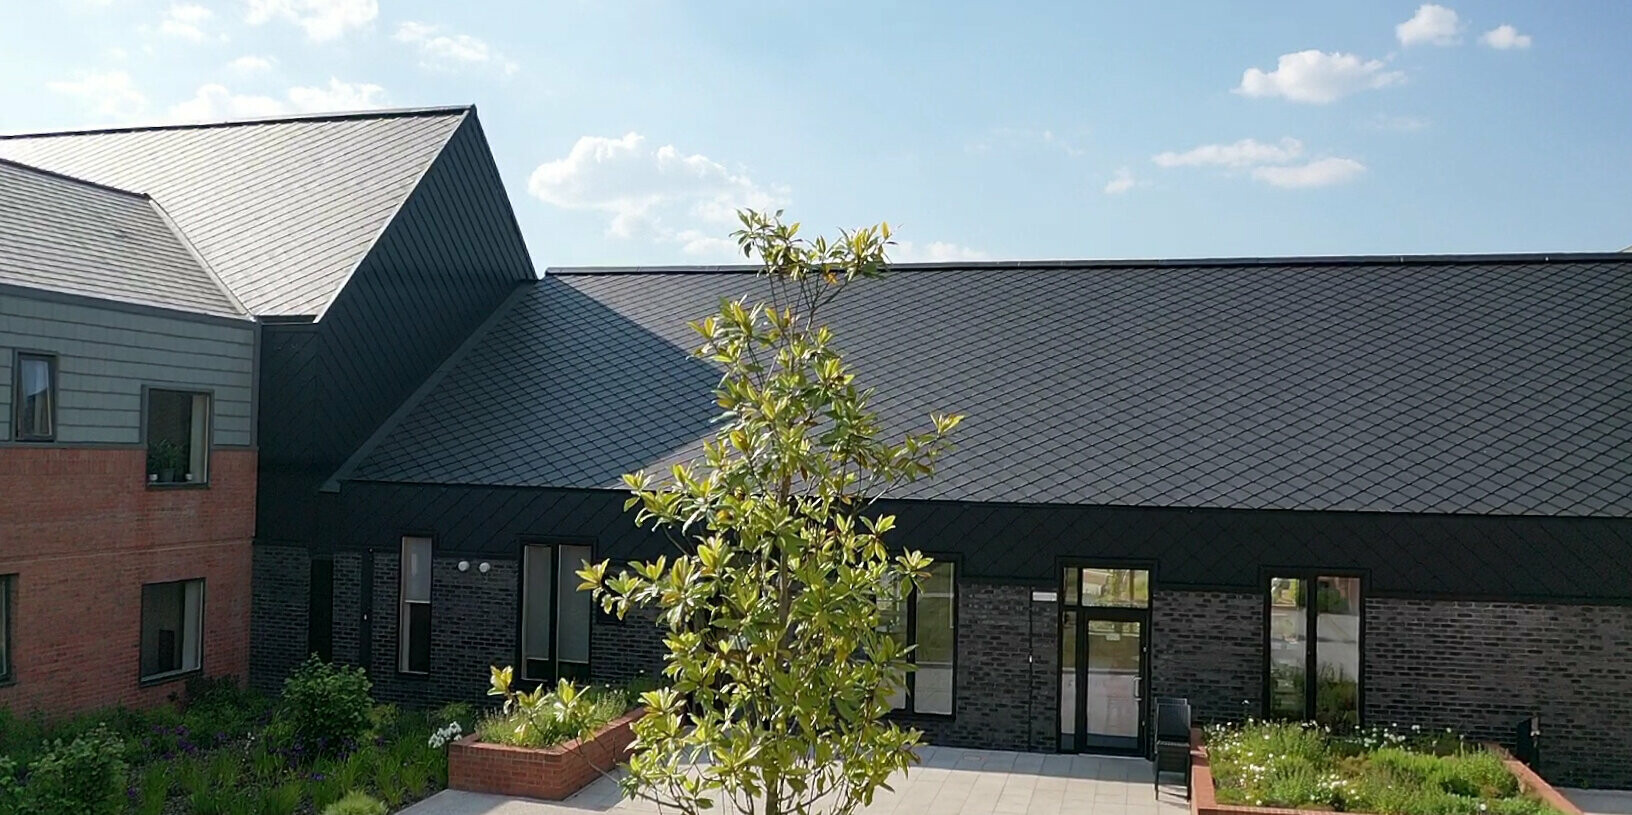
left=401, top=746, right=1191, bottom=815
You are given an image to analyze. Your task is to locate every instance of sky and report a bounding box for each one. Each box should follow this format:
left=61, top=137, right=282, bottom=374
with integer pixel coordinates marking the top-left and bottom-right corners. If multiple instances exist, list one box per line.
left=3, top=1, right=1630, bottom=267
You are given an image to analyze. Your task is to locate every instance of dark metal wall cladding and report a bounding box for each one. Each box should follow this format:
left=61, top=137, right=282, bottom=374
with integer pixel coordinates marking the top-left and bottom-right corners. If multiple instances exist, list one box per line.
left=256, top=115, right=533, bottom=545
left=331, top=483, right=1632, bottom=602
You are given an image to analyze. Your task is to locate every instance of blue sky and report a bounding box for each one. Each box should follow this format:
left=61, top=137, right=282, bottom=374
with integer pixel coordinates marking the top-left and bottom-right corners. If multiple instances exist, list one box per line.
left=4, top=1, right=1630, bottom=266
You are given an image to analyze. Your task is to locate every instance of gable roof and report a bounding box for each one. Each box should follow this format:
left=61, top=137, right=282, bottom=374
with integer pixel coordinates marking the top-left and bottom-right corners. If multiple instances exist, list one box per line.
left=0, top=106, right=469, bottom=317
left=343, top=253, right=1632, bottom=518
left=0, top=158, right=244, bottom=318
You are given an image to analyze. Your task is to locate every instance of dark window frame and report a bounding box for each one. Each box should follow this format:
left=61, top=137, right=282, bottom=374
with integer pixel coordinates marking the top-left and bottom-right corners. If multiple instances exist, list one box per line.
left=138, top=578, right=206, bottom=686
left=0, top=574, right=14, bottom=685
left=141, top=386, right=214, bottom=488
left=12, top=351, right=58, bottom=442
left=514, top=537, right=596, bottom=686
left=1260, top=568, right=1367, bottom=727
left=397, top=535, right=433, bottom=676
left=889, top=554, right=960, bottom=719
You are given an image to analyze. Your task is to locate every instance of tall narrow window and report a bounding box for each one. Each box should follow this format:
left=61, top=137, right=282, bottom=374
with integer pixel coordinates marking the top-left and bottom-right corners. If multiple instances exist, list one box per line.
left=399, top=537, right=432, bottom=674
left=882, top=561, right=958, bottom=716
left=1267, top=573, right=1362, bottom=727
left=521, top=543, right=593, bottom=683
left=140, top=579, right=203, bottom=682
left=145, top=389, right=211, bottom=484
left=1, top=575, right=14, bottom=683
left=14, top=353, right=56, bottom=441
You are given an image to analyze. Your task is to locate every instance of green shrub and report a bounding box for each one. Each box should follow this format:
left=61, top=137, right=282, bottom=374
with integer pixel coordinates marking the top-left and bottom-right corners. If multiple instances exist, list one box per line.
left=1207, top=721, right=1564, bottom=815
left=321, top=790, right=387, bottom=815
left=259, top=781, right=304, bottom=815
left=276, top=655, right=374, bottom=754
left=18, top=726, right=129, bottom=815
left=477, top=671, right=628, bottom=749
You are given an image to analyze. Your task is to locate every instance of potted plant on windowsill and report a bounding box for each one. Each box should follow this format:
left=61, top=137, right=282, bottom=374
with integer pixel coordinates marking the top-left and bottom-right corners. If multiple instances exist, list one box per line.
left=147, top=439, right=186, bottom=484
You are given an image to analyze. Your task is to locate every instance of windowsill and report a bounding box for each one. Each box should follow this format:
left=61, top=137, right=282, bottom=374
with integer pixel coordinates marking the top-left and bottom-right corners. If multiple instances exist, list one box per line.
left=138, top=667, right=201, bottom=688
left=146, top=481, right=210, bottom=490
left=0, top=676, right=14, bottom=689
left=397, top=669, right=430, bottom=679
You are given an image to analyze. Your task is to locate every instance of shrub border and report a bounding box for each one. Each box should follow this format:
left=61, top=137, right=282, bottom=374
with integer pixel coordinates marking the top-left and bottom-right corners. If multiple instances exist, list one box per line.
left=447, top=708, right=643, bottom=801
left=1189, top=728, right=1584, bottom=815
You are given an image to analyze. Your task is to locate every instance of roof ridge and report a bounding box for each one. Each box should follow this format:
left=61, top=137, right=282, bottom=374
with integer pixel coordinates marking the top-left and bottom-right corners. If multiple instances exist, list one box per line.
left=0, top=156, right=149, bottom=199
left=146, top=197, right=249, bottom=316
left=0, top=104, right=474, bottom=140
left=545, top=251, right=1632, bottom=277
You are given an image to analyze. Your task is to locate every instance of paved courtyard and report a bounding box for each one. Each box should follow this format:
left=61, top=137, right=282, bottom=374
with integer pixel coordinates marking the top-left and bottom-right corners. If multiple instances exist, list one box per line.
left=402, top=746, right=1190, bottom=815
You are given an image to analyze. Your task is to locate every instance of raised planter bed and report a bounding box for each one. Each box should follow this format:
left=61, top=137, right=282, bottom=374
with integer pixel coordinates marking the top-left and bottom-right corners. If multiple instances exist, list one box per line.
left=448, top=707, right=644, bottom=800
left=1189, top=727, right=1583, bottom=815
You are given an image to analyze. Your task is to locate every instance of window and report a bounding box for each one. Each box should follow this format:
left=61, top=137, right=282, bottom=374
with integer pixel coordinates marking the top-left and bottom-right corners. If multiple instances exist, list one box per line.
left=1267, top=574, right=1362, bottom=727
left=521, top=543, right=593, bottom=683
left=399, top=537, right=432, bottom=674
left=883, top=561, right=957, bottom=715
left=140, top=579, right=203, bottom=682
left=13, top=353, right=56, bottom=441
left=145, top=389, right=211, bottom=484
left=1, top=575, right=14, bottom=683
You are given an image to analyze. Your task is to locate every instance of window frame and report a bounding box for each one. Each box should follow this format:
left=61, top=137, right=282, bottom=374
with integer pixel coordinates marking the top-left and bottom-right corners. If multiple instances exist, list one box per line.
left=0, top=574, right=14, bottom=685
left=889, top=555, right=959, bottom=718
left=515, top=538, right=596, bottom=685
left=138, top=578, right=205, bottom=685
left=398, top=535, right=433, bottom=676
left=12, top=351, right=58, bottom=442
left=141, top=386, right=213, bottom=488
left=1260, top=568, right=1367, bottom=726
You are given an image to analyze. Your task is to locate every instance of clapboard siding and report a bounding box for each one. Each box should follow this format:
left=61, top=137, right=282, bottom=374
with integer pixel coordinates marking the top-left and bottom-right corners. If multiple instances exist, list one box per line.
left=0, top=291, right=255, bottom=445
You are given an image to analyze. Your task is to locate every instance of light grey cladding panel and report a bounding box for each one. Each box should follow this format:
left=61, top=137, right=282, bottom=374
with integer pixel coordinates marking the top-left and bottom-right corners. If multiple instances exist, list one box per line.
left=0, top=292, right=255, bottom=445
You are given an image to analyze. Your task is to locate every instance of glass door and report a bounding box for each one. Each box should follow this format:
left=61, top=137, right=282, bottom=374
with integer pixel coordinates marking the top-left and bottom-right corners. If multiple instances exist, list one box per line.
left=1059, top=566, right=1151, bottom=754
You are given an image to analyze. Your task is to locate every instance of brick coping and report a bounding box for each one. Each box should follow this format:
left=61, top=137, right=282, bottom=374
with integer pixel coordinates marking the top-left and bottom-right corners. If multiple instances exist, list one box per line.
left=1190, top=727, right=1584, bottom=815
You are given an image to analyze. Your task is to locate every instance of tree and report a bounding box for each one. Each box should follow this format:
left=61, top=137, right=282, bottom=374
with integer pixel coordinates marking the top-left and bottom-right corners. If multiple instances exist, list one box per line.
left=578, top=210, right=963, bottom=815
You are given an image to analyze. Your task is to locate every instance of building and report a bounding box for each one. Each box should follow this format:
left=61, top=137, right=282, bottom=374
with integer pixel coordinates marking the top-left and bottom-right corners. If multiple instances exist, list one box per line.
left=318, top=259, right=1632, bottom=788
left=0, top=159, right=256, bottom=711
left=1, top=108, right=1628, bottom=788
left=0, top=105, right=533, bottom=710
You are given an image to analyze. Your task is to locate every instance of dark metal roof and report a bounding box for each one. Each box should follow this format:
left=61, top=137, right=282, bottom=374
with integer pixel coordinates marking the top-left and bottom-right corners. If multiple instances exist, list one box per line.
left=0, top=158, right=244, bottom=318
left=345, top=254, right=1632, bottom=517
left=0, top=106, right=469, bottom=317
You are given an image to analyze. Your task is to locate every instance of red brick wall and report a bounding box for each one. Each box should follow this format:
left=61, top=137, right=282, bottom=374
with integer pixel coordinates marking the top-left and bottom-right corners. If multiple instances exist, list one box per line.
left=447, top=709, right=640, bottom=800
left=0, top=447, right=256, bottom=714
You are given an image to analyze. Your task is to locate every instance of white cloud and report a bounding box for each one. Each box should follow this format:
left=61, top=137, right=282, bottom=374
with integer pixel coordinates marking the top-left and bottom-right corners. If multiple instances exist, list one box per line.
left=285, top=78, right=385, bottom=111
left=1152, top=138, right=1304, bottom=168
left=166, top=78, right=386, bottom=123
left=159, top=3, right=216, bottom=41
left=1480, top=25, right=1532, bottom=50
left=1251, top=157, right=1366, bottom=188
left=1102, top=167, right=1138, bottom=195
left=393, top=21, right=517, bottom=75
left=1236, top=50, right=1404, bottom=104
left=891, top=241, right=990, bottom=263
left=528, top=132, right=789, bottom=257
left=1397, top=4, right=1462, bottom=46
left=245, top=0, right=376, bottom=42
left=46, top=70, right=148, bottom=119
left=168, top=84, right=284, bottom=121
left=228, top=55, right=275, bottom=73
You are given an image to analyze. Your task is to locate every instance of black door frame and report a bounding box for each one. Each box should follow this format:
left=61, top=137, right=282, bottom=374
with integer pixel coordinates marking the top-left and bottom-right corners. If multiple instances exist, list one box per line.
left=1056, top=560, right=1154, bottom=756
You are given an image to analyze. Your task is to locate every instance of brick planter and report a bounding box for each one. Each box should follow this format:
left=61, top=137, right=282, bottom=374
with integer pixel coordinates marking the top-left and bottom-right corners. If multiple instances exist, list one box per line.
left=1190, top=728, right=1584, bottom=815
left=448, top=708, right=644, bottom=800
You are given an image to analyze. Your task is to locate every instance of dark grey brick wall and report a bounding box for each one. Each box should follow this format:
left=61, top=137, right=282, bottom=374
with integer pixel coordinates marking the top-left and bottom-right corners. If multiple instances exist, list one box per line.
left=590, top=604, right=666, bottom=686
left=365, top=554, right=522, bottom=706
left=250, top=544, right=310, bottom=693
left=1367, top=599, right=1632, bottom=789
left=902, top=583, right=1039, bottom=751
left=332, top=552, right=361, bottom=666
left=1151, top=589, right=1263, bottom=724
